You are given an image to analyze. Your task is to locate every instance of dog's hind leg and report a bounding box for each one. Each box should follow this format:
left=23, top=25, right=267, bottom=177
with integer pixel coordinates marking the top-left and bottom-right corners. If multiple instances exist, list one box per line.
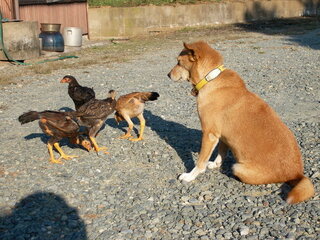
left=208, top=141, right=228, bottom=169
left=233, top=163, right=271, bottom=185
left=179, top=132, right=219, bottom=182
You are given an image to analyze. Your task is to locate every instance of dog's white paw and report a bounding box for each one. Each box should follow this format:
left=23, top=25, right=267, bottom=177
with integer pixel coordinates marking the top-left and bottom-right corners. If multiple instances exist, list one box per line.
left=207, top=161, right=219, bottom=169
left=179, top=167, right=205, bottom=182
left=207, top=156, right=222, bottom=169
left=179, top=172, right=196, bottom=182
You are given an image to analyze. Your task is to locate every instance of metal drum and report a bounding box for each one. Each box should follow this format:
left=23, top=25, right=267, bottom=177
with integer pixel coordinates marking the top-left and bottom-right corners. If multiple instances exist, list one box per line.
left=63, top=27, right=82, bottom=47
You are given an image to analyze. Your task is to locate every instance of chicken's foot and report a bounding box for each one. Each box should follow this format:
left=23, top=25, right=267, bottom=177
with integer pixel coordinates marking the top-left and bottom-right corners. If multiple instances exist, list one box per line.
left=89, top=136, right=109, bottom=154
left=129, top=114, right=145, bottom=142
left=119, top=131, right=132, bottom=139
left=47, top=143, right=63, bottom=164
left=54, top=142, right=79, bottom=160
left=118, top=123, right=133, bottom=139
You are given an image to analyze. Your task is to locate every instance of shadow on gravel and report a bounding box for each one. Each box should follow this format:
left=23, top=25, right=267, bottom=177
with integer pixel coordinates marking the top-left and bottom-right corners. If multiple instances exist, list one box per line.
left=144, top=111, right=238, bottom=176
left=59, top=107, right=74, bottom=112
left=143, top=110, right=201, bottom=171
left=106, top=110, right=200, bottom=171
left=235, top=17, right=320, bottom=50
left=0, top=191, right=87, bottom=240
left=24, top=133, right=85, bottom=150
left=143, top=110, right=235, bottom=175
left=105, top=109, right=237, bottom=176
left=24, top=132, right=49, bottom=145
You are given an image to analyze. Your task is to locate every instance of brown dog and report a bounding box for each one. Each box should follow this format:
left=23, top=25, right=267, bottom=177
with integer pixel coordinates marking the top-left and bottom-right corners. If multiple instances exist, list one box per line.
left=167, top=41, right=314, bottom=204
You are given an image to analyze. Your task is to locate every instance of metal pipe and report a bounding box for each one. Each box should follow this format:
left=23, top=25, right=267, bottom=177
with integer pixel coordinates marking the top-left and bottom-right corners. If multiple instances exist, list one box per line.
left=13, top=0, right=20, bottom=20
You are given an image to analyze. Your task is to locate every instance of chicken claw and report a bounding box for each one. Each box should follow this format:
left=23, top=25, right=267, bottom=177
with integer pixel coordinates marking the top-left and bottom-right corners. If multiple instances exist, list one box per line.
left=89, top=137, right=109, bottom=154
left=48, top=143, right=64, bottom=164
left=49, top=158, right=64, bottom=164
left=118, top=132, right=132, bottom=139
left=58, top=154, right=79, bottom=161
left=129, top=137, right=143, bottom=142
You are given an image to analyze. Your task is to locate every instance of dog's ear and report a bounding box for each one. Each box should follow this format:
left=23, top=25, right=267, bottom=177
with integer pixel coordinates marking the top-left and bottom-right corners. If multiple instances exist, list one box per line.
left=183, top=42, right=198, bottom=62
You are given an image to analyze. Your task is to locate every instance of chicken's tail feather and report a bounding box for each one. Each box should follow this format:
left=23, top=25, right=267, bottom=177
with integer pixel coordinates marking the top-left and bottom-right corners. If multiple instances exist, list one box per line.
left=142, top=92, right=159, bottom=102
left=18, top=111, right=40, bottom=124
left=108, top=90, right=116, bottom=99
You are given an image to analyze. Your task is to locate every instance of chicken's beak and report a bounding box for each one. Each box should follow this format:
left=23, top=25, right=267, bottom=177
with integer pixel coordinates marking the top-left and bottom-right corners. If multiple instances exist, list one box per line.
left=82, top=140, right=92, bottom=151
left=60, top=78, right=67, bottom=83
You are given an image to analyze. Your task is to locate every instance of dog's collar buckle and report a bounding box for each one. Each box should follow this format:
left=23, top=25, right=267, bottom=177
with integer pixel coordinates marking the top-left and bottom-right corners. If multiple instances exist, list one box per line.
left=194, top=65, right=226, bottom=91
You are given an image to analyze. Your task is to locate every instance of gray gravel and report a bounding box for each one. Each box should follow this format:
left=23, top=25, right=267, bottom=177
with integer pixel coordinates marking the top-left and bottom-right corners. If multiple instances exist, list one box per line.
left=0, top=27, right=319, bottom=240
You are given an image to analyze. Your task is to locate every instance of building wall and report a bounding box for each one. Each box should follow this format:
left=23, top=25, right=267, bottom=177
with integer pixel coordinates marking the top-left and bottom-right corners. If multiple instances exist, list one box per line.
left=0, top=0, right=14, bottom=19
left=19, top=2, right=88, bottom=34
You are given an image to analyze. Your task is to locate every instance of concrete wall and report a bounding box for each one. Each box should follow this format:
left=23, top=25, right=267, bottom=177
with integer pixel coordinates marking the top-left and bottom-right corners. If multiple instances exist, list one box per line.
left=88, top=0, right=320, bottom=39
left=0, top=21, right=40, bottom=60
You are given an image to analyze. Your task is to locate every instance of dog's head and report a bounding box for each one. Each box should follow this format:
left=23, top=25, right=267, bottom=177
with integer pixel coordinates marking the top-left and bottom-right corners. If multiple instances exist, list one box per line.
left=167, top=41, right=223, bottom=87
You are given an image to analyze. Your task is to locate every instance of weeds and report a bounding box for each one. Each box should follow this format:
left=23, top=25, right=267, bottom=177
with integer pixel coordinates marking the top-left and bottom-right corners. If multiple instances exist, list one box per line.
left=88, top=0, right=221, bottom=7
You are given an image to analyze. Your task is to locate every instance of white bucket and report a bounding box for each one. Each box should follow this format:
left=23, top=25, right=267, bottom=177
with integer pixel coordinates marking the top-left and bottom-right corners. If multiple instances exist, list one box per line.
left=63, top=27, right=82, bottom=47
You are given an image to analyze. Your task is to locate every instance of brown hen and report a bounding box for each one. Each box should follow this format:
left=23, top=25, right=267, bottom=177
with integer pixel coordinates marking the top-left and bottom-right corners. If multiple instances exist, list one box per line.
left=115, top=92, right=159, bottom=141
left=18, top=110, right=91, bottom=164
left=70, top=90, right=116, bottom=153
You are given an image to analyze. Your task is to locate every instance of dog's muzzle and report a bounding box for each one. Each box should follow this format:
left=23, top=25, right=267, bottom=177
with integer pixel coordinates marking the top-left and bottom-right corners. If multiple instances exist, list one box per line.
left=167, top=65, right=189, bottom=82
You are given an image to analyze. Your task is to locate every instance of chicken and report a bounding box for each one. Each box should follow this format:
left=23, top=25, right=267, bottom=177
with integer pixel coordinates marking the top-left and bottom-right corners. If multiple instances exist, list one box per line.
left=18, top=110, right=91, bottom=164
left=115, top=92, right=159, bottom=141
left=70, top=90, right=116, bottom=153
left=60, top=75, right=95, bottom=110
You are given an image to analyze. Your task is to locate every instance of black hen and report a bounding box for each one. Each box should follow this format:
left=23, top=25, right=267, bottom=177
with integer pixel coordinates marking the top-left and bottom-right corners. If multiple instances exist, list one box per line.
left=70, top=90, right=116, bottom=153
left=18, top=110, right=91, bottom=164
left=60, top=75, right=95, bottom=110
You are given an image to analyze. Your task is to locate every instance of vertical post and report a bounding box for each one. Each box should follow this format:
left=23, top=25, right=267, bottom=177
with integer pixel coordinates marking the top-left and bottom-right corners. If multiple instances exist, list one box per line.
left=13, top=0, right=20, bottom=20
left=86, top=1, right=90, bottom=40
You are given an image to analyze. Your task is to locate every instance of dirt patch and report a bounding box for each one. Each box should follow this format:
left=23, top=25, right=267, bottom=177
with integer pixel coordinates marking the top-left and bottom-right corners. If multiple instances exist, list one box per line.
left=0, top=17, right=318, bottom=87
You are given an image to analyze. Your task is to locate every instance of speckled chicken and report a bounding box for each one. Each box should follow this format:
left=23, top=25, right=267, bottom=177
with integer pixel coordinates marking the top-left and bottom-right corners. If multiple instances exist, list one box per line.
left=18, top=110, right=91, bottom=164
left=115, top=92, right=159, bottom=141
left=60, top=75, right=95, bottom=110
left=70, top=90, right=116, bottom=153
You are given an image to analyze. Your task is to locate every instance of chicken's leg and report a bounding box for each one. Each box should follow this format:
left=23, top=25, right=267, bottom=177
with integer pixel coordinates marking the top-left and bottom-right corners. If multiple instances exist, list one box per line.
left=53, top=142, right=79, bottom=160
left=130, top=113, right=145, bottom=142
left=47, top=138, right=63, bottom=164
left=89, top=136, right=109, bottom=154
left=119, top=115, right=134, bottom=139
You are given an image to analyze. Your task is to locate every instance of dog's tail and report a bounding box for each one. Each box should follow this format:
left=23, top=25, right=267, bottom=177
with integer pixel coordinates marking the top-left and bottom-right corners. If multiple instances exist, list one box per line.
left=18, top=111, right=40, bottom=124
left=286, top=176, right=314, bottom=204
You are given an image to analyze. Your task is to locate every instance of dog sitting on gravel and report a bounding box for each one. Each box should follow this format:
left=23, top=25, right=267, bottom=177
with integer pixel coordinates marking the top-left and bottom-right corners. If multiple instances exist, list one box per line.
left=167, top=41, right=314, bottom=204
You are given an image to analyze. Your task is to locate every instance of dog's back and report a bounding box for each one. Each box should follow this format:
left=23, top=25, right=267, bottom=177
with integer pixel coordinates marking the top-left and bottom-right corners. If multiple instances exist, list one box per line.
left=206, top=69, right=314, bottom=203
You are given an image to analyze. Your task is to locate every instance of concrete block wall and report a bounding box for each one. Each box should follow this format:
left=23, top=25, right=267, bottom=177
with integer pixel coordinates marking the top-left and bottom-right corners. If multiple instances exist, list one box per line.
left=0, top=21, right=40, bottom=60
left=88, top=0, right=320, bottom=39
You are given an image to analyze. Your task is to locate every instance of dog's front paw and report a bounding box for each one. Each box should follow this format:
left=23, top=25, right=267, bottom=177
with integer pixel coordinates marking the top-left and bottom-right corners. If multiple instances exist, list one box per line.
left=179, top=172, right=196, bottom=182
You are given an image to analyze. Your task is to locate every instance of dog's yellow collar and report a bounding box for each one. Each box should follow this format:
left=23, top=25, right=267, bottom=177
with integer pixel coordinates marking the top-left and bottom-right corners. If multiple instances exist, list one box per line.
left=195, top=65, right=226, bottom=91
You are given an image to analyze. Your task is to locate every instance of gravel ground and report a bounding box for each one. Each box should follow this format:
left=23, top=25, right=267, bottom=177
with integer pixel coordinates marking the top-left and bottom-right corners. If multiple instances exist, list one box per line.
left=0, top=23, right=319, bottom=240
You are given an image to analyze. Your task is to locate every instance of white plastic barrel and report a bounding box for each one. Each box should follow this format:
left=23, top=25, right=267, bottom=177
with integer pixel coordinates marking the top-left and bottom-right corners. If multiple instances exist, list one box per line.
left=63, top=27, right=82, bottom=47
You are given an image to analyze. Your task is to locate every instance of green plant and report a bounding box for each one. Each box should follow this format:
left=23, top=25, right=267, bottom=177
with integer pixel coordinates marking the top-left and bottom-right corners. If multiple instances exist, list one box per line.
left=88, top=0, right=219, bottom=7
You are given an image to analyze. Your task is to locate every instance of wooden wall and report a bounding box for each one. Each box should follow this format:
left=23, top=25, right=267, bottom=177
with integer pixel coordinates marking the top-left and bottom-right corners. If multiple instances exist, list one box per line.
left=20, top=3, right=88, bottom=34
left=0, top=1, right=88, bottom=34
left=0, top=0, right=14, bottom=19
